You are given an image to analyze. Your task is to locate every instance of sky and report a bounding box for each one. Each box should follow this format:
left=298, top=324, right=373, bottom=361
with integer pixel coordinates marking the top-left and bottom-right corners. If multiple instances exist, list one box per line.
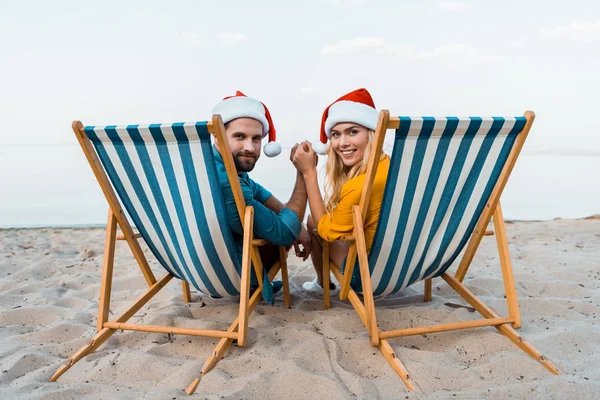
left=1, top=0, right=599, bottom=226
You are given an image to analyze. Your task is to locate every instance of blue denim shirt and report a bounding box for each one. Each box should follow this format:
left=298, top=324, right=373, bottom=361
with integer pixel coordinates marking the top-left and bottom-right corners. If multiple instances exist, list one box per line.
left=212, top=146, right=302, bottom=260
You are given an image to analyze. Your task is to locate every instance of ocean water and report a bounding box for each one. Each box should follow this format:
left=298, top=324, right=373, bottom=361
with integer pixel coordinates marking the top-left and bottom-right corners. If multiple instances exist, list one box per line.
left=0, top=136, right=598, bottom=227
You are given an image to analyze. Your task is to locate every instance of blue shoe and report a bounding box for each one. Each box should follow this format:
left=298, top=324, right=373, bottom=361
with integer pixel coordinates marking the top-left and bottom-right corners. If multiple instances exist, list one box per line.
left=272, top=280, right=284, bottom=298
left=250, top=281, right=283, bottom=297
left=249, top=280, right=284, bottom=300
left=250, top=281, right=283, bottom=304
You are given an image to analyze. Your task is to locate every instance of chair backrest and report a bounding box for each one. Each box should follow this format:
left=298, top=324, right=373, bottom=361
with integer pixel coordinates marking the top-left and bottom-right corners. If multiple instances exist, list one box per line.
left=368, top=116, right=527, bottom=296
left=84, top=122, right=242, bottom=297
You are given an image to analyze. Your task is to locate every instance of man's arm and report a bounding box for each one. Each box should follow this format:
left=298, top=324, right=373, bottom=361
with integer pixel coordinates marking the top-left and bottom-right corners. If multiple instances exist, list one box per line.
left=260, top=150, right=310, bottom=259
left=263, top=145, right=308, bottom=221
left=263, top=171, right=307, bottom=220
left=221, top=178, right=301, bottom=247
left=263, top=196, right=285, bottom=214
left=256, top=183, right=311, bottom=260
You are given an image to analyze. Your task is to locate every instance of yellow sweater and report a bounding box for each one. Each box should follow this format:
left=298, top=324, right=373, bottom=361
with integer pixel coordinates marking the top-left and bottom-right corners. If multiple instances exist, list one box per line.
left=318, top=156, right=390, bottom=251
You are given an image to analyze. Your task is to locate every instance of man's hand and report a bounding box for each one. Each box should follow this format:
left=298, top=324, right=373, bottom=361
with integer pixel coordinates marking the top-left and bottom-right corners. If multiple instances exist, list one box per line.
left=292, top=226, right=312, bottom=261
left=290, top=143, right=299, bottom=162
left=292, top=141, right=318, bottom=174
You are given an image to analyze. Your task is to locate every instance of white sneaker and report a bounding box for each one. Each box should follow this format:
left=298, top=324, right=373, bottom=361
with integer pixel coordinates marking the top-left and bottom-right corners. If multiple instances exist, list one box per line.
left=302, top=277, right=339, bottom=296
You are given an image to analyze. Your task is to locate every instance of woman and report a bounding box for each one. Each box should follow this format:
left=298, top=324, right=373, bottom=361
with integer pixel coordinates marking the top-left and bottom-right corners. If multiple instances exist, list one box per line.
left=292, top=88, right=390, bottom=294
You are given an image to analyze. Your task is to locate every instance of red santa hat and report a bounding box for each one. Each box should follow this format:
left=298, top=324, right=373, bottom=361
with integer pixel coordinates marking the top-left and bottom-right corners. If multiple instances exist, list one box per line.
left=313, top=88, right=378, bottom=155
left=212, top=91, right=281, bottom=157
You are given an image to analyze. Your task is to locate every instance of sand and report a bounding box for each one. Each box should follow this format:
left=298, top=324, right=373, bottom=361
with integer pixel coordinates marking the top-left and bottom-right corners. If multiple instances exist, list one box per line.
left=0, top=218, right=598, bottom=399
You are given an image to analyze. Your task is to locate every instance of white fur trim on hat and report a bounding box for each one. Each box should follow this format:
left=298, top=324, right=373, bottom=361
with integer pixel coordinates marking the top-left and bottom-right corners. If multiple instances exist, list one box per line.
left=312, top=141, right=329, bottom=155
left=263, top=142, right=282, bottom=157
left=324, top=100, right=379, bottom=138
left=212, top=96, right=269, bottom=137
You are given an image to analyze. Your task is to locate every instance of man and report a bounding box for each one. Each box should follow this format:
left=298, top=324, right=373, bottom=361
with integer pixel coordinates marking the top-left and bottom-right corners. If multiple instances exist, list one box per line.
left=211, top=91, right=311, bottom=302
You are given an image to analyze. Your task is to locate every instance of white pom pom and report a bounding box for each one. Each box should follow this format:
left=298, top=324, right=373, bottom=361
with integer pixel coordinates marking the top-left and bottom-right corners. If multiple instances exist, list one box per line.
left=312, top=141, right=329, bottom=155
left=263, top=141, right=282, bottom=157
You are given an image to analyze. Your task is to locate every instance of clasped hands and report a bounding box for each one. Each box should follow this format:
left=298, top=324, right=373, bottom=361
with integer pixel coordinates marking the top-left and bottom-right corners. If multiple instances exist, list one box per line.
left=290, top=141, right=318, bottom=175
left=289, top=141, right=318, bottom=261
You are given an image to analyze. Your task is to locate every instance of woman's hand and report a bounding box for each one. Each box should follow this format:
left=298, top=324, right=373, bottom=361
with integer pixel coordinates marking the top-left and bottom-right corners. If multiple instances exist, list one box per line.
left=292, top=141, right=317, bottom=175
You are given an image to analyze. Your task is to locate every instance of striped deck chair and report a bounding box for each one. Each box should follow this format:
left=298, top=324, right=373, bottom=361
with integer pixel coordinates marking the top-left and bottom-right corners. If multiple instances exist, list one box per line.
left=322, top=110, right=559, bottom=390
left=50, top=115, right=291, bottom=395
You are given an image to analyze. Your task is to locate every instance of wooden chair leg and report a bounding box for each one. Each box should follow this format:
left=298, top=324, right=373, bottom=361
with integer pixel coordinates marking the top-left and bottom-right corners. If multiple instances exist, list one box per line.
left=50, top=274, right=173, bottom=382
left=279, top=246, right=291, bottom=308
left=442, top=273, right=558, bottom=375
left=379, top=340, right=416, bottom=391
left=330, top=262, right=416, bottom=391
left=238, top=206, right=254, bottom=347
left=187, top=287, right=263, bottom=395
left=493, top=203, right=522, bottom=328
left=181, top=281, right=192, bottom=303
left=323, top=241, right=331, bottom=310
left=353, top=206, right=379, bottom=346
left=98, top=209, right=117, bottom=332
left=424, top=278, right=432, bottom=302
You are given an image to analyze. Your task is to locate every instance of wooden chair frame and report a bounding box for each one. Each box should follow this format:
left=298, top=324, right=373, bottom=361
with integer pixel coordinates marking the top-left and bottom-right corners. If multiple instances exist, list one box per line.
left=322, top=110, right=559, bottom=390
left=49, top=115, right=291, bottom=395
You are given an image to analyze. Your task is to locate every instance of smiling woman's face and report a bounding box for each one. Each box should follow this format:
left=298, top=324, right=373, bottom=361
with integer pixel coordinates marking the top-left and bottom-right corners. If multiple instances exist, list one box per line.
left=329, top=122, right=370, bottom=167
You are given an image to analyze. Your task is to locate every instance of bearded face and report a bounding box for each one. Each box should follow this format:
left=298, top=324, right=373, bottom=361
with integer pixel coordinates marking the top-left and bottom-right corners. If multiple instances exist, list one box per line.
left=232, top=149, right=260, bottom=172
left=215, top=118, right=263, bottom=173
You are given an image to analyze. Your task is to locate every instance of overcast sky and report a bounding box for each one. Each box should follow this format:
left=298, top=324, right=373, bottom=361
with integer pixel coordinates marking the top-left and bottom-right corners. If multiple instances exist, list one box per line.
left=1, top=0, right=599, bottom=226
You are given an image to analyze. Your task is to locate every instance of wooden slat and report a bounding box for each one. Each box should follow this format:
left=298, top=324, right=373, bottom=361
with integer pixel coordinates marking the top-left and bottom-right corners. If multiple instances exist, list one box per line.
left=186, top=287, right=264, bottom=395
left=97, top=209, right=117, bottom=332
left=238, top=206, right=254, bottom=347
left=379, top=317, right=514, bottom=339
left=339, top=244, right=357, bottom=300
left=50, top=273, right=173, bottom=382
left=279, top=245, right=291, bottom=308
left=331, top=263, right=415, bottom=391
left=186, top=258, right=287, bottom=394
left=330, top=264, right=367, bottom=326
left=423, top=278, right=432, bottom=303
left=493, top=203, right=522, bottom=328
left=387, top=117, right=400, bottom=129
left=442, top=272, right=559, bottom=375
left=378, top=339, right=416, bottom=391
left=206, top=121, right=216, bottom=133
left=116, top=232, right=141, bottom=240
left=323, top=241, right=331, bottom=309
left=211, top=115, right=248, bottom=229
left=181, top=281, right=192, bottom=303
left=340, top=110, right=390, bottom=301
left=358, top=109, right=390, bottom=222
left=103, top=322, right=238, bottom=339
left=352, top=205, right=379, bottom=346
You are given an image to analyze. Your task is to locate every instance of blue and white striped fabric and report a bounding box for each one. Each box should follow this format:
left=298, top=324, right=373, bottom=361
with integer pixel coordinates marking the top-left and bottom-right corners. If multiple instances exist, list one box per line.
left=367, top=116, right=526, bottom=296
left=85, top=122, right=242, bottom=298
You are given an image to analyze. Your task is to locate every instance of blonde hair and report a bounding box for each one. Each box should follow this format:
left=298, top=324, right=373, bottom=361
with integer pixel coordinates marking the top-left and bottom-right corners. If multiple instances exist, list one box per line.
left=323, top=130, right=386, bottom=213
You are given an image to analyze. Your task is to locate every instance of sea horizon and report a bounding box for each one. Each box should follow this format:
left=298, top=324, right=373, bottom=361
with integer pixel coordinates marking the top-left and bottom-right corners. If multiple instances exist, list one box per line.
left=1, top=135, right=599, bottom=228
